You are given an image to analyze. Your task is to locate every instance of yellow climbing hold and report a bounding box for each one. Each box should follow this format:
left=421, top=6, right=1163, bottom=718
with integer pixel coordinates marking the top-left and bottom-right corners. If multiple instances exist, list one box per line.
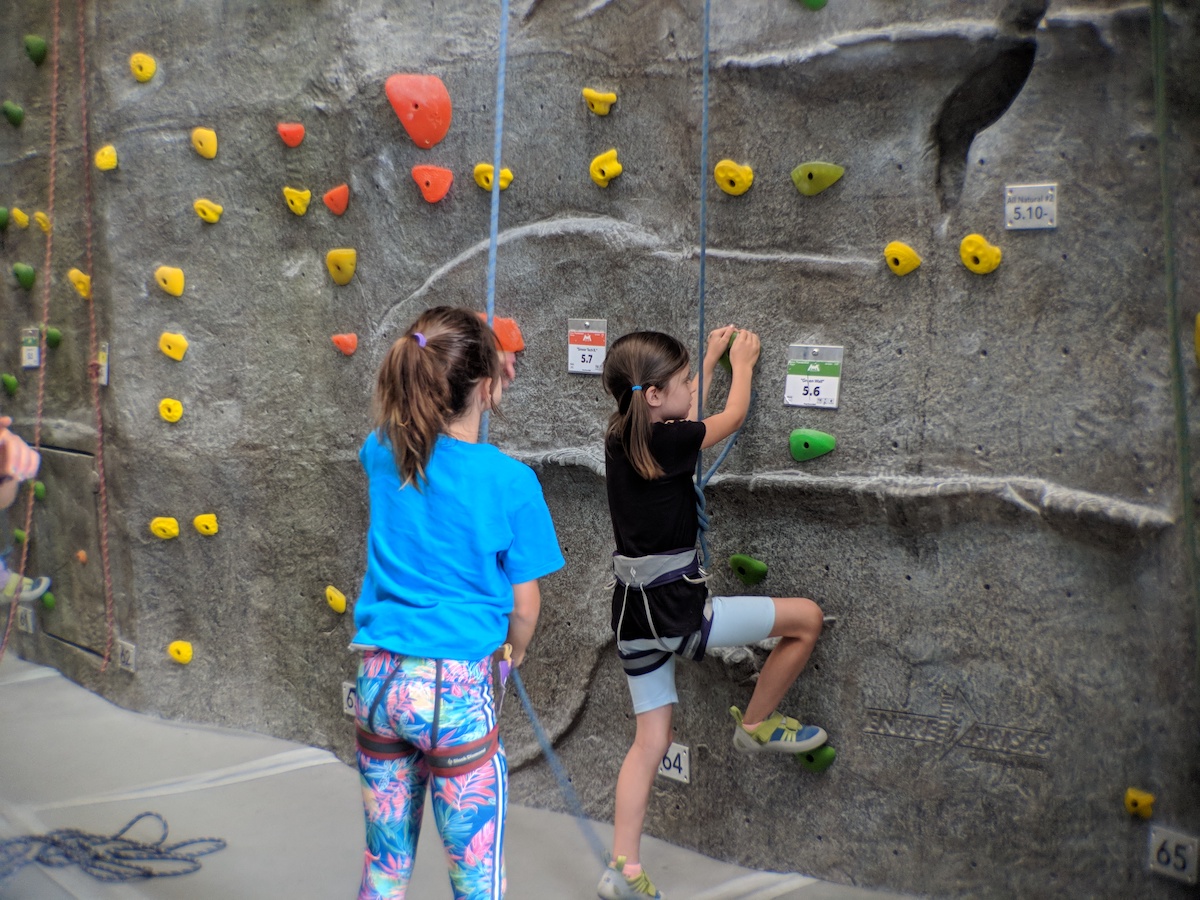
left=884, top=241, right=922, bottom=276
left=193, top=514, right=219, bottom=536
left=11, top=208, right=29, bottom=228
left=150, top=517, right=180, bottom=539
left=283, top=186, right=312, bottom=216
left=67, top=268, right=91, bottom=299
left=167, top=640, right=193, bottom=665
left=34, top=212, right=50, bottom=233
left=473, top=163, right=513, bottom=192
left=589, top=149, right=623, bottom=188
left=191, top=127, right=217, bottom=159
left=154, top=265, right=185, bottom=297
left=582, top=87, right=617, bottom=115
left=158, top=398, right=183, bottom=423
left=714, top=159, right=753, bottom=196
left=193, top=198, right=223, bottom=223
left=326, top=585, right=347, bottom=614
left=960, top=233, right=1002, bottom=274
left=159, top=332, right=189, bottom=361
left=326, top=248, right=357, bottom=286
left=94, top=145, right=118, bottom=171
left=129, top=52, right=157, bottom=82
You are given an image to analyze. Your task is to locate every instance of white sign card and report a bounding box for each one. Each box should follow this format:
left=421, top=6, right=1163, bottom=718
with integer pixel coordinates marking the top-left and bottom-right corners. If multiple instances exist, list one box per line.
left=785, top=344, right=843, bottom=409
left=567, top=318, right=606, bottom=375
left=1005, top=183, right=1057, bottom=230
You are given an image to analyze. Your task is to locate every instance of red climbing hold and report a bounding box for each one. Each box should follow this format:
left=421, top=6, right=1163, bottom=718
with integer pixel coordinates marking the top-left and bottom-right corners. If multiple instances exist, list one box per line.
left=323, top=183, right=349, bottom=216
left=332, top=333, right=358, bottom=355
left=277, top=122, right=305, bottom=147
left=385, top=74, right=452, bottom=150
left=411, top=165, right=453, bottom=203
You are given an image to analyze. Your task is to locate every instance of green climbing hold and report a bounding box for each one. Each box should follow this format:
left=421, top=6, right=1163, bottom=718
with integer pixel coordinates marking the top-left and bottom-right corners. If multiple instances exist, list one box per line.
left=44, top=327, right=62, bottom=349
left=3, top=101, right=25, bottom=127
left=799, top=0, right=828, bottom=8
left=798, top=743, right=836, bottom=773
left=730, top=554, right=768, bottom=586
left=24, top=35, right=48, bottom=65
left=1, top=374, right=17, bottom=397
left=13, top=263, right=35, bottom=290
left=41, top=592, right=55, bottom=611
left=717, top=330, right=740, bottom=374
left=0, top=207, right=8, bottom=230
left=789, top=428, right=836, bottom=462
left=33, top=481, right=46, bottom=500
left=791, top=162, right=844, bottom=196
left=13, top=528, right=27, bottom=544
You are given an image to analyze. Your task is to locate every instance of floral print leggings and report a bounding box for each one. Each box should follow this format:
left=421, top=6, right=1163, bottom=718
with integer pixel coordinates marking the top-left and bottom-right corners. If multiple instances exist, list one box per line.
left=356, top=649, right=507, bottom=900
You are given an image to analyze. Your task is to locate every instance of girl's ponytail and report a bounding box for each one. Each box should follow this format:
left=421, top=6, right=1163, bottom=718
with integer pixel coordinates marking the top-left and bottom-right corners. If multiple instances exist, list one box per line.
left=603, top=331, right=690, bottom=481
left=373, top=307, right=502, bottom=487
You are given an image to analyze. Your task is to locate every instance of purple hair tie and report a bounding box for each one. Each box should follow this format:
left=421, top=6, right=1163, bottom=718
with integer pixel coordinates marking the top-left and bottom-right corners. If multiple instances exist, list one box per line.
left=413, top=332, right=427, bottom=348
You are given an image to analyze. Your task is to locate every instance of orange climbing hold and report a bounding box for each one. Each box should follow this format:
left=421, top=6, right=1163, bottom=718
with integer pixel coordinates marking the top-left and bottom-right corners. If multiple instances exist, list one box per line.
left=411, top=165, right=453, bottom=203
left=385, top=74, right=452, bottom=149
left=332, top=333, right=358, bottom=355
left=277, top=122, right=305, bottom=147
left=76, top=550, right=88, bottom=564
left=323, top=183, right=349, bottom=216
left=478, top=314, right=525, bottom=353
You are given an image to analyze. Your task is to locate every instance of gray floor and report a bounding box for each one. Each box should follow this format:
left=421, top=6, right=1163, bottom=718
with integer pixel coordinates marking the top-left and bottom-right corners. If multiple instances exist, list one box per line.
left=0, top=653, right=914, bottom=899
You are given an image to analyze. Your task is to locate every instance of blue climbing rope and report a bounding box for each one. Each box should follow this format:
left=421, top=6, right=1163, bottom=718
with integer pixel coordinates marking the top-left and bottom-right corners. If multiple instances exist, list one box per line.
left=480, top=0, right=510, bottom=444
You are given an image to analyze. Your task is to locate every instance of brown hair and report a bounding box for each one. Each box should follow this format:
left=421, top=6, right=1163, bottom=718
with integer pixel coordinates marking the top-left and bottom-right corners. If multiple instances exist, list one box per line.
left=373, top=306, right=502, bottom=487
left=602, top=331, right=690, bottom=480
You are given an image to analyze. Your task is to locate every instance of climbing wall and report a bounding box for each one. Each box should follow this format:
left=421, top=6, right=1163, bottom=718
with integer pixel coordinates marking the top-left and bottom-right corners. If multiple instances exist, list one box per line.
left=2, top=1, right=1198, bottom=897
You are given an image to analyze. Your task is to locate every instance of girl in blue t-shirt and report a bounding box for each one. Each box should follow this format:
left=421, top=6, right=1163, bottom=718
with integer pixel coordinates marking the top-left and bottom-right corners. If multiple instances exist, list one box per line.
left=351, top=306, right=564, bottom=900
left=596, top=327, right=826, bottom=900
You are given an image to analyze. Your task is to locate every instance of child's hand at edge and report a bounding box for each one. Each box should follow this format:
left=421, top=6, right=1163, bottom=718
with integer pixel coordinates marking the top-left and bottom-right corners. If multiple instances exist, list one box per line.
left=727, top=328, right=761, bottom=371
left=0, top=416, right=41, bottom=483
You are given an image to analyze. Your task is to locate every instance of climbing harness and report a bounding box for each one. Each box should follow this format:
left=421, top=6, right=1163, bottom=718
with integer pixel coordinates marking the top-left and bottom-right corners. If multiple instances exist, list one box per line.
left=611, top=549, right=712, bottom=676
left=0, top=812, right=225, bottom=885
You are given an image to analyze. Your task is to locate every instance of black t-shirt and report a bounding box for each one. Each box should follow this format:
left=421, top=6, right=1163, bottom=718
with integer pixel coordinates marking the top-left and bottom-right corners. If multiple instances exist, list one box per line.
left=605, top=420, right=709, bottom=640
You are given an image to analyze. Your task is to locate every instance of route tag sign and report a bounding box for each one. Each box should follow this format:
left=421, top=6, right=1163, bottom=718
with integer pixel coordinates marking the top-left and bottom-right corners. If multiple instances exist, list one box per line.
left=21, top=329, right=39, bottom=368
left=1005, top=183, right=1057, bottom=230
left=567, top=318, right=606, bottom=375
left=785, top=344, right=843, bottom=409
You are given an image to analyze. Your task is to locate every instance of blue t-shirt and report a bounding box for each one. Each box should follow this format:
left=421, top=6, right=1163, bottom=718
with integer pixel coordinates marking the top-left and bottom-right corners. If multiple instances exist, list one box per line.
left=352, top=432, right=564, bottom=660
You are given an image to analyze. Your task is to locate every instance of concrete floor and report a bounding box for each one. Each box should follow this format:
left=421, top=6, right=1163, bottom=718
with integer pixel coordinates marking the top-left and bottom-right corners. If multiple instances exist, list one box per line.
left=0, top=652, right=916, bottom=899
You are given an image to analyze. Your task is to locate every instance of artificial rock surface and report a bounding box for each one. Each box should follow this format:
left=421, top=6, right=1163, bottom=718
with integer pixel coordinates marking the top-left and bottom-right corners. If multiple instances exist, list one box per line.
left=2, top=1, right=1198, bottom=897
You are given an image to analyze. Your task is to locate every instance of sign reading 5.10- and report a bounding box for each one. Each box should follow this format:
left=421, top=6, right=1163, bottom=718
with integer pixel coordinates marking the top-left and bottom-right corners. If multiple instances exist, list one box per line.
left=1006, top=183, right=1057, bottom=230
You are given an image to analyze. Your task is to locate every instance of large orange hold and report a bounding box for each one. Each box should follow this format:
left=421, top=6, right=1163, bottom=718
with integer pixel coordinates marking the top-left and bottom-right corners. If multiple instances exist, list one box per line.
left=332, top=333, right=358, bottom=355
left=385, top=74, right=452, bottom=149
left=277, top=122, right=305, bottom=147
left=411, top=165, right=453, bottom=203
left=323, top=183, right=350, bottom=216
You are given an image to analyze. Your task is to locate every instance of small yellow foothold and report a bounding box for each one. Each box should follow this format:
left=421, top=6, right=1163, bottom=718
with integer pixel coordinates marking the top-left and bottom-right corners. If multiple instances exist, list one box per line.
left=159, top=332, right=189, bottom=361
left=582, top=87, right=618, bottom=115
left=326, top=248, right=357, bottom=286
left=168, top=640, right=193, bottom=665
left=94, top=145, right=118, bottom=171
left=960, top=233, right=1002, bottom=274
left=283, top=186, right=312, bottom=216
left=1124, top=787, right=1154, bottom=819
left=326, top=585, right=347, bottom=614
left=473, top=163, right=513, bottom=192
left=129, top=52, right=157, bottom=82
left=34, top=212, right=50, bottom=233
left=191, top=127, right=217, bottom=159
left=154, top=265, right=185, bottom=297
left=193, top=198, right=223, bottom=223
left=714, top=159, right=754, bottom=196
left=150, top=517, right=180, bottom=539
left=67, top=268, right=92, bottom=299
left=11, top=208, right=29, bottom=228
left=589, top=149, right=623, bottom=187
left=884, top=241, right=922, bottom=276
left=193, top=514, right=219, bottom=535
left=158, top=398, right=183, bottom=423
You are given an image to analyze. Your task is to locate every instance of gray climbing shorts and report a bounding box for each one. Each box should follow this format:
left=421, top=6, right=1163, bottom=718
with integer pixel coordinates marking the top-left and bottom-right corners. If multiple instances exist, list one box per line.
left=623, top=594, right=776, bottom=715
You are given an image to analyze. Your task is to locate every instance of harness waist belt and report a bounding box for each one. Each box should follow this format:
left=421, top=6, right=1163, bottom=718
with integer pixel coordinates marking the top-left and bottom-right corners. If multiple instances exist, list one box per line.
left=612, top=549, right=699, bottom=589
left=356, top=724, right=501, bottom=778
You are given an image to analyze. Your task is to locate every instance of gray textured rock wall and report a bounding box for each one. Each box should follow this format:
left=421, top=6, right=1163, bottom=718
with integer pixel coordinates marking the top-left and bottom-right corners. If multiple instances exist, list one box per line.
left=2, top=1, right=1199, bottom=896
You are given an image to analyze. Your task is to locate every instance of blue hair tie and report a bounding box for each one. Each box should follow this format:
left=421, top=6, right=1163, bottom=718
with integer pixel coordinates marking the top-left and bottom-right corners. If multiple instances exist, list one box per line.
left=413, top=332, right=427, bottom=348
left=630, top=385, right=643, bottom=392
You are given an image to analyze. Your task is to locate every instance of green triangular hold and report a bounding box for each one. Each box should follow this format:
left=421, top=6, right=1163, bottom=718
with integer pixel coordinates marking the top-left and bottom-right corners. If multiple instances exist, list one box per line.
left=1, top=374, right=17, bottom=397
left=717, top=330, right=739, bottom=374
left=791, top=161, right=844, bottom=196
left=33, top=480, right=46, bottom=500
left=41, top=592, right=56, bottom=611
left=3, top=101, right=25, bottom=127
left=0, top=207, right=8, bottom=230
left=24, top=35, right=48, bottom=66
left=44, top=326, right=62, bottom=349
left=799, top=0, right=828, bottom=9
left=729, top=554, right=768, bottom=586
left=789, top=428, right=836, bottom=462
left=13, top=528, right=27, bottom=544
left=13, top=263, right=35, bottom=290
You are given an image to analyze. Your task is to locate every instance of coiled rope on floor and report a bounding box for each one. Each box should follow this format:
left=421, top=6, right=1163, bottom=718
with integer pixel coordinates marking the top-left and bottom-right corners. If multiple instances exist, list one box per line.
left=0, top=812, right=225, bottom=885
